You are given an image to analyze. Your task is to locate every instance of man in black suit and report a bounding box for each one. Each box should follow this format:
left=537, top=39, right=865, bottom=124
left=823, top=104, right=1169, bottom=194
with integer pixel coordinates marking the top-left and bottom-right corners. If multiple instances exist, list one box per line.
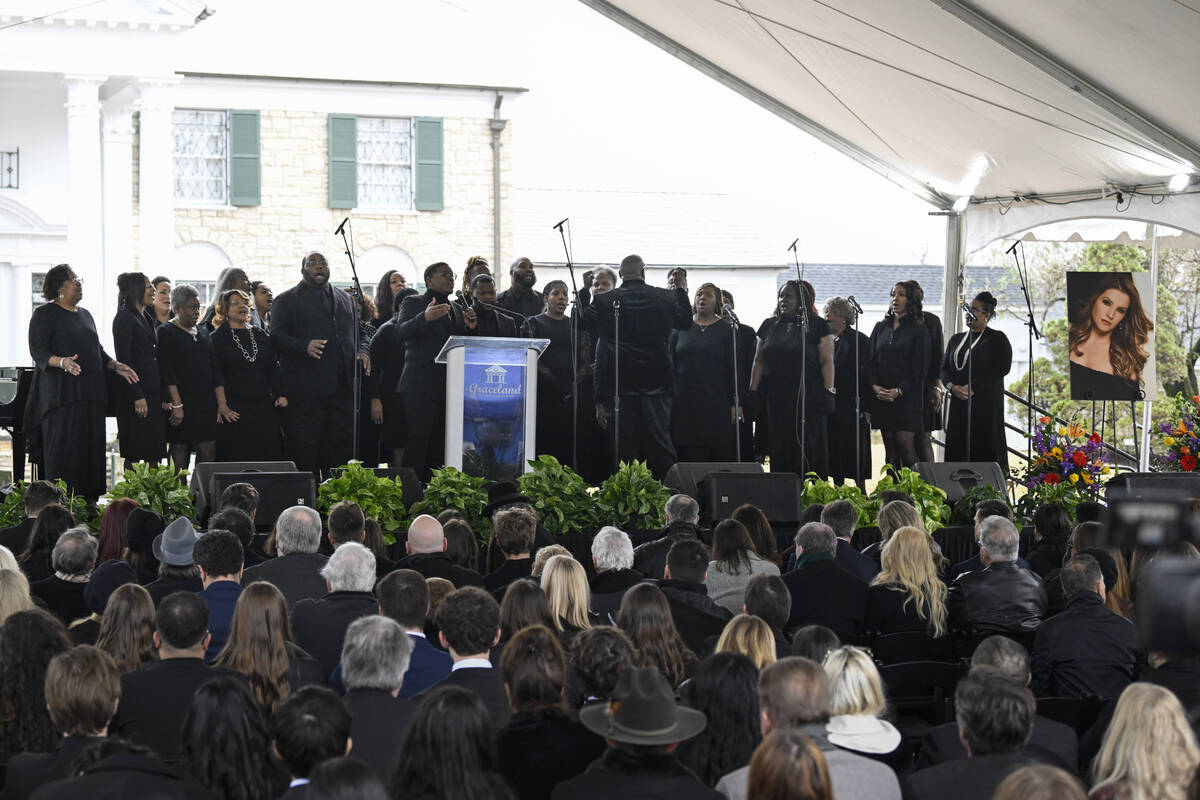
left=110, top=591, right=240, bottom=760
left=4, top=645, right=118, bottom=800
left=395, top=261, right=478, bottom=481
left=0, top=479, right=59, bottom=554
left=242, top=506, right=328, bottom=608
left=495, top=256, right=543, bottom=320
left=632, top=494, right=705, bottom=581
left=270, top=687, right=352, bottom=800
left=822, top=499, right=879, bottom=584
left=745, top=574, right=793, bottom=659
left=781, top=522, right=868, bottom=640
left=424, top=586, right=509, bottom=726
left=470, top=274, right=520, bottom=336
left=579, top=254, right=693, bottom=479
left=393, top=514, right=484, bottom=588
left=326, top=499, right=393, bottom=576
left=377, top=569, right=452, bottom=696
left=905, top=668, right=1040, bottom=800
left=268, top=251, right=362, bottom=479
left=589, top=526, right=643, bottom=625
left=950, top=500, right=1031, bottom=577
left=483, top=507, right=536, bottom=599
left=917, top=635, right=1078, bottom=773
left=290, top=542, right=378, bottom=679
left=340, top=615, right=417, bottom=778
left=658, top=540, right=732, bottom=656
left=30, top=528, right=96, bottom=625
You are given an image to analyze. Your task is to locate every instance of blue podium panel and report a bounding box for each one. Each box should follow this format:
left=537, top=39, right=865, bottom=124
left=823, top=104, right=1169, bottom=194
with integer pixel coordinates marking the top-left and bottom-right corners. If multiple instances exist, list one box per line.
left=436, top=336, right=549, bottom=481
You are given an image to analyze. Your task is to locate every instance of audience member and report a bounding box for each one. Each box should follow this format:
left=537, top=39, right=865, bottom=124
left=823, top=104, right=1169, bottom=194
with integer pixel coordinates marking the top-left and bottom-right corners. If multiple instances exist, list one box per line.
left=947, top=516, right=1046, bottom=638
left=424, top=576, right=455, bottom=644
left=97, top=497, right=138, bottom=563
left=394, top=514, right=484, bottom=588
left=0, top=608, right=71, bottom=765
left=0, top=480, right=59, bottom=555
left=715, top=614, right=777, bottom=668
left=0, top=544, right=19, bottom=571
left=498, top=578, right=557, bottom=654
left=676, top=652, right=763, bottom=786
left=541, top=555, right=594, bottom=642
left=341, top=615, right=416, bottom=779
left=950, top=499, right=1032, bottom=576
left=217, top=481, right=260, bottom=522
left=714, top=657, right=901, bottom=800
left=3, top=645, right=118, bottom=800
left=28, top=738, right=218, bottom=799
left=308, top=757, right=388, bottom=800
left=71, top=558, right=136, bottom=644
left=860, top=499, right=923, bottom=562
left=242, top=506, right=329, bottom=607
left=588, top=526, right=643, bottom=624
left=362, top=518, right=390, bottom=568
left=17, top=503, right=74, bottom=583
left=30, top=527, right=96, bottom=625
left=180, top=675, right=281, bottom=800
left=327, top=500, right=366, bottom=550
left=95, top=583, right=158, bottom=673
left=993, top=764, right=1086, bottom=800
left=485, top=507, right=537, bottom=598
left=744, top=574, right=792, bottom=658
left=193, top=528, right=244, bottom=661
left=790, top=625, right=840, bottom=663
left=531, top=544, right=572, bottom=578
left=427, top=585, right=509, bottom=726
left=866, top=525, right=948, bottom=639
left=555, top=666, right=720, bottom=799
left=746, top=729, right=833, bottom=800
left=782, top=522, right=867, bottom=640
left=732, top=503, right=781, bottom=568
left=207, top=507, right=265, bottom=569
left=822, top=646, right=910, bottom=772
left=618, top=582, right=697, bottom=686
left=124, top=507, right=165, bottom=585
left=442, top=519, right=481, bottom=571
left=496, top=625, right=604, bottom=800
left=0, top=567, right=34, bottom=626
left=659, top=539, right=733, bottom=655
left=823, top=500, right=878, bottom=583
left=291, top=542, right=378, bottom=678
left=633, top=494, right=705, bottom=580
left=1026, top=504, right=1073, bottom=578
left=568, top=625, right=636, bottom=706
left=270, top=686, right=353, bottom=799
left=144, top=517, right=202, bottom=606
left=706, top=519, right=780, bottom=615
left=1030, top=554, right=1140, bottom=699
left=1090, top=683, right=1199, bottom=800
left=376, top=569, right=452, bottom=696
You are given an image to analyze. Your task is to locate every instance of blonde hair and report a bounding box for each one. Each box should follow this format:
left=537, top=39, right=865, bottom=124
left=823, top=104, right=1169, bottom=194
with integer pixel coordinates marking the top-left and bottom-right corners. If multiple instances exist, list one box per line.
left=878, top=501, right=924, bottom=540
left=716, top=614, right=777, bottom=669
left=823, top=646, right=886, bottom=717
left=540, top=555, right=592, bottom=632
left=994, top=765, right=1086, bottom=800
left=0, top=545, right=19, bottom=572
left=532, top=544, right=571, bottom=578
left=873, top=526, right=948, bottom=637
left=0, top=569, right=34, bottom=627
left=1091, top=683, right=1200, bottom=800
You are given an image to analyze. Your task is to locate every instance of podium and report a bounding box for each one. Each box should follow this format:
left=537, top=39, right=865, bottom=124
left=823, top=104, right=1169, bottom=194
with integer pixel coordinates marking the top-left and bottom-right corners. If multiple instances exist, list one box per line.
left=436, top=336, right=550, bottom=481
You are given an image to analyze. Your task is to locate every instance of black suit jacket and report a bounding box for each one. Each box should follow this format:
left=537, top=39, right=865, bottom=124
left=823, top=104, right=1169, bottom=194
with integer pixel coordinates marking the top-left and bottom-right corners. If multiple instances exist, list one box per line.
left=781, top=558, right=868, bottom=639
left=242, top=553, right=329, bottom=608
left=344, top=688, right=416, bottom=779
left=427, top=666, right=511, bottom=727
left=290, top=591, right=379, bottom=679
left=393, top=552, right=484, bottom=589
left=365, top=317, right=403, bottom=401
left=269, top=280, right=357, bottom=399
left=903, top=753, right=1038, bottom=800
left=5, top=736, right=102, bottom=800
left=915, top=716, right=1078, bottom=774
left=29, top=753, right=220, bottom=800
left=395, top=291, right=473, bottom=397
left=112, top=307, right=161, bottom=404
left=657, top=579, right=733, bottom=656
left=0, top=517, right=34, bottom=554
left=836, top=537, right=880, bottom=584
left=1030, top=593, right=1140, bottom=699
left=831, top=329, right=871, bottom=427
left=30, top=576, right=89, bottom=626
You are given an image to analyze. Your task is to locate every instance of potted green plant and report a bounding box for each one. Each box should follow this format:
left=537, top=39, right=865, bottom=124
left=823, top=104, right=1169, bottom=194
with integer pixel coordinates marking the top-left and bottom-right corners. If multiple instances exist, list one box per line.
left=517, top=455, right=603, bottom=535
left=0, top=478, right=97, bottom=531
left=800, top=474, right=878, bottom=529
left=596, top=460, right=670, bottom=532
left=407, top=467, right=491, bottom=540
left=318, top=461, right=408, bottom=544
left=950, top=483, right=1010, bottom=526
left=869, top=465, right=949, bottom=532
left=107, top=464, right=195, bottom=521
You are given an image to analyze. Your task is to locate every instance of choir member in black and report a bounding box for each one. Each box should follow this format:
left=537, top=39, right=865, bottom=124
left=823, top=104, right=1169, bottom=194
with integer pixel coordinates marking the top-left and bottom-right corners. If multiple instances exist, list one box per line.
left=26, top=264, right=138, bottom=499
left=461, top=255, right=491, bottom=298
left=750, top=280, right=835, bottom=477
left=396, top=262, right=478, bottom=481
left=112, top=272, right=165, bottom=470
left=157, top=284, right=218, bottom=472
left=372, top=270, right=404, bottom=327
left=496, top=257, right=543, bottom=320
left=368, top=288, right=417, bottom=468
left=524, top=281, right=576, bottom=468
left=722, top=289, right=756, bottom=463
left=911, top=281, right=945, bottom=464
left=149, top=276, right=172, bottom=326
left=579, top=255, right=692, bottom=479
left=469, top=274, right=519, bottom=337
left=251, top=281, right=273, bottom=327
left=200, top=267, right=260, bottom=332
left=670, top=282, right=738, bottom=462
left=353, top=291, right=381, bottom=466
left=212, top=289, right=287, bottom=461
left=866, top=281, right=931, bottom=469
left=941, top=291, right=1013, bottom=471
left=576, top=267, right=616, bottom=483
left=824, top=297, right=872, bottom=487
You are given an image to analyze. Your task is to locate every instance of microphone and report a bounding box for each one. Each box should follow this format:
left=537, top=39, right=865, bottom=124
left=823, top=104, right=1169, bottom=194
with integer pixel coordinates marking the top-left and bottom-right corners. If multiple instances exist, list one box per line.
left=721, top=303, right=740, bottom=324
left=1005, top=240, right=1019, bottom=255
left=961, top=303, right=977, bottom=322
left=472, top=295, right=527, bottom=324
left=847, top=295, right=863, bottom=314
left=454, top=290, right=472, bottom=308
left=788, top=238, right=799, bottom=253
left=552, top=217, right=568, bottom=231
left=334, top=217, right=349, bottom=236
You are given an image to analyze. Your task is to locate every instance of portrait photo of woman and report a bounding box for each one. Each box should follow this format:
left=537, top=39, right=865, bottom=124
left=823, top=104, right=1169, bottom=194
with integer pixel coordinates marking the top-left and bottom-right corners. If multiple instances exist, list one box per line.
left=1067, top=272, right=1154, bottom=401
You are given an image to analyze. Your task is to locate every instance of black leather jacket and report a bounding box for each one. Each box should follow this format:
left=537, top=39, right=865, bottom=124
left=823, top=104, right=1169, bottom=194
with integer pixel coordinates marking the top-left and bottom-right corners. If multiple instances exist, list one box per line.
left=948, top=561, right=1047, bottom=635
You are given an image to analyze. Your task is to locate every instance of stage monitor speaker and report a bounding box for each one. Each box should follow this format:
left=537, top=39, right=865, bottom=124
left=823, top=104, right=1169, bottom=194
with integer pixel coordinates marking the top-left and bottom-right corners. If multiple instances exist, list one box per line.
left=190, top=461, right=297, bottom=523
left=916, top=462, right=1006, bottom=504
left=1105, top=472, right=1200, bottom=501
left=664, top=462, right=764, bottom=501
left=211, top=471, right=316, bottom=532
left=700, top=471, right=803, bottom=526
left=329, top=466, right=424, bottom=509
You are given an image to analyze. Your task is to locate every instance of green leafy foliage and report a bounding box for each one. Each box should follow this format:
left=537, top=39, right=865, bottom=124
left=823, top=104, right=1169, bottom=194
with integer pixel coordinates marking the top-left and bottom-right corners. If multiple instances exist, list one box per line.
left=107, top=464, right=195, bottom=522
left=517, top=455, right=603, bottom=535
left=318, top=461, right=407, bottom=544
left=800, top=474, right=877, bottom=528
left=408, top=467, right=491, bottom=540
left=596, top=460, right=670, bottom=530
left=870, top=466, right=949, bottom=532
left=0, top=478, right=97, bottom=531
left=950, top=483, right=1009, bottom=525
left=1014, top=479, right=1090, bottom=525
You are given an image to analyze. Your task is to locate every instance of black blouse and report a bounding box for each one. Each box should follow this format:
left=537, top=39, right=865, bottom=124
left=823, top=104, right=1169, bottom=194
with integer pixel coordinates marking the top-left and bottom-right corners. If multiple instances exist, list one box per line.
left=525, top=314, right=575, bottom=397
left=112, top=307, right=161, bottom=402
left=211, top=325, right=281, bottom=402
left=757, top=314, right=831, bottom=395
left=26, top=304, right=111, bottom=428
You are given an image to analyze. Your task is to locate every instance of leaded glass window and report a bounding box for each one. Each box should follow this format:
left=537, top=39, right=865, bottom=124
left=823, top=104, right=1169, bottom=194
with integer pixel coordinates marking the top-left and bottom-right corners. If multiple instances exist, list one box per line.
left=357, top=117, right=413, bottom=210
left=172, top=110, right=228, bottom=204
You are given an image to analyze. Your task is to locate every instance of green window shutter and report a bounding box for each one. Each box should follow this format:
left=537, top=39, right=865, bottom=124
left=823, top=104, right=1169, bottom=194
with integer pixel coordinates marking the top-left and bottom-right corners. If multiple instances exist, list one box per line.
left=328, top=114, right=357, bottom=209
left=228, top=110, right=260, bottom=206
left=414, top=117, right=444, bottom=211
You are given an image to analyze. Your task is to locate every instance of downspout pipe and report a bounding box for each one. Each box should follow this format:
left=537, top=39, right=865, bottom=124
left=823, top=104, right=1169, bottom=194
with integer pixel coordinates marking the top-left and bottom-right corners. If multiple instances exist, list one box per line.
left=490, top=93, right=507, bottom=285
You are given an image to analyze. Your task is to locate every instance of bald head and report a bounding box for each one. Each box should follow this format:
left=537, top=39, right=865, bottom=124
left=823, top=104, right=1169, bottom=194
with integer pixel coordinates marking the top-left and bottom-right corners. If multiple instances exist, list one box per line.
left=406, top=515, right=445, bottom=554
left=619, top=255, right=645, bottom=279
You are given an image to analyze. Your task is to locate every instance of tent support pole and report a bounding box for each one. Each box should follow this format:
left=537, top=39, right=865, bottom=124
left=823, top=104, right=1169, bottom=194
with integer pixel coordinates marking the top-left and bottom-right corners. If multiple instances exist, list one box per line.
left=1140, top=224, right=1158, bottom=472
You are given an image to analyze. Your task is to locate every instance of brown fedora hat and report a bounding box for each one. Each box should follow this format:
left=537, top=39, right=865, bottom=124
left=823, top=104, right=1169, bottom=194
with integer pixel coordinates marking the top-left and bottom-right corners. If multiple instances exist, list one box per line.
left=579, top=667, right=707, bottom=746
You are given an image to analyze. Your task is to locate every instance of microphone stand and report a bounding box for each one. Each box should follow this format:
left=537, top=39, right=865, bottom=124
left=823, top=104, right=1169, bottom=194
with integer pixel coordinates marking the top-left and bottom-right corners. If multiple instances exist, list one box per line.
left=470, top=295, right=527, bottom=327
left=963, top=309, right=977, bottom=459
left=1009, top=241, right=1040, bottom=462
left=789, top=239, right=809, bottom=476
left=336, top=217, right=364, bottom=463
left=848, top=296, right=864, bottom=487
left=553, top=218, right=580, bottom=470
left=612, top=298, right=621, bottom=473
left=722, top=304, right=743, bottom=463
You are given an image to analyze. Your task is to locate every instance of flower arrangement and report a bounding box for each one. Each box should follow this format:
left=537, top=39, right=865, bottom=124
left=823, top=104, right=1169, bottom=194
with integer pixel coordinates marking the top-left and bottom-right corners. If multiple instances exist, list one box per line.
left=1014, top=416, right=1110, bottom=520
left=1155, top=394, right=1200, bottom=472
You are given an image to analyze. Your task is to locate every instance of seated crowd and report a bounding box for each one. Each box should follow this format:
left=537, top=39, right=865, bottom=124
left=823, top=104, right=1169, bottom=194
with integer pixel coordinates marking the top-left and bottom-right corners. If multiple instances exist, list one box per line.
left=1, top=479, right=1200, bottom=799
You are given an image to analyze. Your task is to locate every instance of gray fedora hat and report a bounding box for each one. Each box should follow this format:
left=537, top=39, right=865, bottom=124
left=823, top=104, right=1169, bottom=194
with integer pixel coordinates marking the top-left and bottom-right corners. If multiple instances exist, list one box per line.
left=579, top=667, right=707, bottom=746
left=152, top=517, right=198, bottom=566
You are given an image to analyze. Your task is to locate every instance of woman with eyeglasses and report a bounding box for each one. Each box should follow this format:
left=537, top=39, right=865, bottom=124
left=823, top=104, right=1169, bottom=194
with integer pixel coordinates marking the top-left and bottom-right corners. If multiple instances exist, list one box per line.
left=940, top=291, right=1012, bottom=470
left=26, top=264, right=138, bottom=499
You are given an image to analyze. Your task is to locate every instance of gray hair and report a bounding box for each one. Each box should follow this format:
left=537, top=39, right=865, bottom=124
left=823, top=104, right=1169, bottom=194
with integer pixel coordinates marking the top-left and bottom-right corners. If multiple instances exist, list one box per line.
left=321, top=542, right=376, bottom=592
left=979, top=516, right=1019, bottom=563
left=665, top=494, right=699, bottom=525
left=591, top=526, right=634, bottom=571
left=52, top=527, right=97, bottom=576
left=275, top=506, right=322, bottom=555
left=341, top=615, right=413, bottom=692
left=1061, top=554, right=1103, bottom=598
left=594, top=267, right=617, bottom=286
left=794, top=522, right=837, bottom=559
left=820, top=500, right=858, bottom=540
left=170, top=283, right=199, bottom=310
left=971, top=635, right=1030, bottom=683
left=824, top=296, right=857, bottom=326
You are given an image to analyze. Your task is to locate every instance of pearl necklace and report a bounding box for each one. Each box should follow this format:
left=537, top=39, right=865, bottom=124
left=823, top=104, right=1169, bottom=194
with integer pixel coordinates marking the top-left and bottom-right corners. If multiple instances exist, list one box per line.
left=231, top=326, right=259, bottom=362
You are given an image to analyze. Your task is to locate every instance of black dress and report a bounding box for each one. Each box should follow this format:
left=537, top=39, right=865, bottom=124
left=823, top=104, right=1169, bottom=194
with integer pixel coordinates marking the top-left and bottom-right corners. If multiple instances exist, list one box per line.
left=829, top=329, right=872, bottom=483
left=922, top=313, right=945, bottom=433
left=941, top=328, right=1012, bottom=469
left=756, top=314, right=832, bottom=476
left=25, top=303, right=110, bottom=498
left=866, top=314, right=930, bottom=433
left=1070, top=360, right=1141, bottom=401
left=156, top=322, right=219, bottom=445
left=211, top=325, right=284, bottom=461
left=670, top=320, right=736, bottom=461
left=524, top=313, right=576, bottom=469
left=112, top=307, right=165, bottom=462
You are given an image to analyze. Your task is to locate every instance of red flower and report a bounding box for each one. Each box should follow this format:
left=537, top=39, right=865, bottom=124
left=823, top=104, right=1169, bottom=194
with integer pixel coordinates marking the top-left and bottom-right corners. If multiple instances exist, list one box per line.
left=1044, top=473, right=1061, bottom=485
left=1089, top=432, right=1102, bottom=444
left=1072, top=451, right=1087, bottom=467
left=1182, top=454, right=1198, bottom=472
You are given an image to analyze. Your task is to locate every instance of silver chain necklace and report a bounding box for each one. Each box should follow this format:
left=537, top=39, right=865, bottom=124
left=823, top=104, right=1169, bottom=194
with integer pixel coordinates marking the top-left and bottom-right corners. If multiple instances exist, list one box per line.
left=231, top=326, right=259, bottom=362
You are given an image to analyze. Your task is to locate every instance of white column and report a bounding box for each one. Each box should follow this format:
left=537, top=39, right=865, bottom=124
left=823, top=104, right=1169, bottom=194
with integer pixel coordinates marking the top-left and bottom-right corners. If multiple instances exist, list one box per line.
left=101, top=105, right=134, bottom=341
left=64, top=75, right=106, bottom=310
left=137, top=78, right=178, bottom=276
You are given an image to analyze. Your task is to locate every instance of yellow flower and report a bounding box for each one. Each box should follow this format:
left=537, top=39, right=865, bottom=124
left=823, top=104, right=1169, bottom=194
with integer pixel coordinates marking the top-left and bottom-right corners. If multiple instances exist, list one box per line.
left=1165, top=436, right=1176, bottom=446
left=1069, top=473, right=1080, bottom=483
left=1083, top=474, right=1093, bottom=484
left=1057, top=426, right=1067, bottom=436
left=1050, top=447, right=1063, bottom=459
left=1102, top=465, right=1111, bottom=475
